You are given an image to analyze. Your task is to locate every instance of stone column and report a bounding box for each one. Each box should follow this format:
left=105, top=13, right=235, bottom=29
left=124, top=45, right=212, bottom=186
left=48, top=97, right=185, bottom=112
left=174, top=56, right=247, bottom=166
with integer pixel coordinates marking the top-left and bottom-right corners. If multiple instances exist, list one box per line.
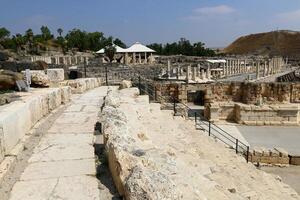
left=263, top=61, right=267, bottom=77
left=200, top=69, right=205, bottom=80
left=167, top=60, right=171, bottom=78
left=233, top=60, right=236, bottom=74
left=207, top=64, right=211, bottom=79
left=150, top=53, right=153, bottom=64
left=186, top=65, right=191, bottom=83
left=144, top=52, right=147, bottom=64
left=244, top=60, right=247, bottom=73
left=192, top=67, right=196, bottom=81
left=133, top=53, right=136, bottom=64
left=256, top=61, right=260, bottom=79
left=125, top=53, right=129, bottom=65
left=139, top=53, right=142, bottom=64
left=176, top=67, right=179, bottom=79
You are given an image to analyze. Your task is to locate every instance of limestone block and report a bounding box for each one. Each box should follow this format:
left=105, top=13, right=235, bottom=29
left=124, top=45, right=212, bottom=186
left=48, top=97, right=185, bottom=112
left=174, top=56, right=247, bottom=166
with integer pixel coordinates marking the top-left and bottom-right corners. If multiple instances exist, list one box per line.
left=290, top=156, right=300, bottom=165
left=253, top=147, right=263, bottom=156
left=270, top=149, right=279, bottom=156
left=60, top=86, right=72, bottom=104
left=0, top=102, right=32, bottom=154
left=25, top=70, right=50, bottom=87
left=0, top=128, right=4, bottom=163
left=274, top=147, right=289, bottom=157
left=47, top=89, right=62, bottom=111
left=46, top=68, right=65, bottom=82
left=119, top=80, right=132, bottom=89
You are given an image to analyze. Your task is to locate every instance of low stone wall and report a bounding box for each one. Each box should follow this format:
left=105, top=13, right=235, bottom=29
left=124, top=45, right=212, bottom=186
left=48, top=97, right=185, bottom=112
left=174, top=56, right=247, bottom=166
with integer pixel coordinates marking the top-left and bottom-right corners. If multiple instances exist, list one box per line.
left=249, top=147, right=290, bottom=165
left=236, top=104, right=299, bottom=126
left=60, top=78, right=102, bottom=94
left=100, top=88, right=299, bottom=199
left=0, top=87, right=71, bottom=163
left=206, top=102, right=300, bottom=125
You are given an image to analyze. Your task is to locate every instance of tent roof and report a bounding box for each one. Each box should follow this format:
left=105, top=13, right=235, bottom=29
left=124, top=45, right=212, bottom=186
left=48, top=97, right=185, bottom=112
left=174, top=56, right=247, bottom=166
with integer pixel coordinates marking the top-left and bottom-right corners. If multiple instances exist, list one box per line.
left=96, top=42, right=156, bottom=54
left=126, top=42, right=155, bottom=53
left=96, top=44, right=127, bottom=54
left=206, top=59, right=226, bottom=64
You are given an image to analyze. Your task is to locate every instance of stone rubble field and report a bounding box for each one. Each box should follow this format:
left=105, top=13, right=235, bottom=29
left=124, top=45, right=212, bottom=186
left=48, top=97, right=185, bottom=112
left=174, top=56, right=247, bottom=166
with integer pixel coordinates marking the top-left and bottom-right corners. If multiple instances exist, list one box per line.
left=101, top=87, right=300, bottom=200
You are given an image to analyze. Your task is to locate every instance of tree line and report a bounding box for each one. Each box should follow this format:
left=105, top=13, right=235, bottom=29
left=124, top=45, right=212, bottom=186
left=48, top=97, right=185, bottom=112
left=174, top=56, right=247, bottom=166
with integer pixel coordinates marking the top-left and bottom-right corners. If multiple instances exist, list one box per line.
left=0, top=26, right=126, bottom=54
left=0, top=27, right=216, bottom=57
left=147, top=38, right=216, bottom=56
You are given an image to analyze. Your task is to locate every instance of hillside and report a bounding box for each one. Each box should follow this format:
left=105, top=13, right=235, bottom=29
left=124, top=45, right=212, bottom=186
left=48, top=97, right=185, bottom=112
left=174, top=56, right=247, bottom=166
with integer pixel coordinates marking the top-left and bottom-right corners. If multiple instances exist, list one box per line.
left=224, top=30, right=300, bottom=58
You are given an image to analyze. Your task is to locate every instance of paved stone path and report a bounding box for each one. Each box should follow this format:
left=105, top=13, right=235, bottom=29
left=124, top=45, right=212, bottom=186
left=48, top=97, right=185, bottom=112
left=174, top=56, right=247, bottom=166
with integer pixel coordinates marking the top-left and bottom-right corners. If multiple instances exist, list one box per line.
left=237, top=125, right=300, bottom=155
left=9, top=87, right=109, bottom=200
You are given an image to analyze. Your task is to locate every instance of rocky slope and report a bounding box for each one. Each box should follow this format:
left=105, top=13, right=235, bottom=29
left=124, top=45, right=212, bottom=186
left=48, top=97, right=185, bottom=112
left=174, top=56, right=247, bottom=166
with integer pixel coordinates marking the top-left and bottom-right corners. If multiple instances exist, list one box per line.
left=224, top=30, right=300, bottom=58
left=100, top=87, right=299, bottom=200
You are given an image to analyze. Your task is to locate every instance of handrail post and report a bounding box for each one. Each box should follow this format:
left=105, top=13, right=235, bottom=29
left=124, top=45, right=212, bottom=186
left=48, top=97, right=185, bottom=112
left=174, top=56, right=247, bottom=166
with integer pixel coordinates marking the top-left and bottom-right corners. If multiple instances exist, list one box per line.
left=105, top=65, right=108, bottom=86
left=236, top=139, right=239, bottom=154
left=246, top=146, right=249, bottom=163
left=154, top=87, right=157, bottom=101
left=173, top=97, right=176, bottom=116
left=138, top=76, right=141, bottom=95
left=194, top=112, right=197, bottom=123
left=208, top=121, right=211, bottom=136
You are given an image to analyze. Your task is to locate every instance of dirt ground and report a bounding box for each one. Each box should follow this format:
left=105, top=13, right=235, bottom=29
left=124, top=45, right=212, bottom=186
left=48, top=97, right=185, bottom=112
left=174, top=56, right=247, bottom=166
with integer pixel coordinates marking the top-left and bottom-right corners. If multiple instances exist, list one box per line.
left=261, top=166, right=300, bottom=194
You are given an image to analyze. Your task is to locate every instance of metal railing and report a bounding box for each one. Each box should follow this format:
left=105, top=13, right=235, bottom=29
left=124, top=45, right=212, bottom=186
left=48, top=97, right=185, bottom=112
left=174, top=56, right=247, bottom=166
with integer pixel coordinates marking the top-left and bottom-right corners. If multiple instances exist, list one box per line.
left=135, top=76, right=250, bottom=162
left=97, top=66, right=250, bottom=162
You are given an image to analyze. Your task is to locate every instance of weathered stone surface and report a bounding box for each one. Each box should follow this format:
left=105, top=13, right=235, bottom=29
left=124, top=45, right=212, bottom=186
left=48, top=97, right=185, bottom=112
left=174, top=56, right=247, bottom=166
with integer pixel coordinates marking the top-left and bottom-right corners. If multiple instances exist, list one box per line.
left=60, top=78, right=102, bottom=94
left=28, top=70, right=50, bottom=87
left=101, top=88, right=300, bottom=200
left=0, top=87, right=71, bottom=160
left=119, top=80, right=132, bottom=89
left=0, top=70, right=23, bottom=90
left=46, top=68, right=64, bottom=82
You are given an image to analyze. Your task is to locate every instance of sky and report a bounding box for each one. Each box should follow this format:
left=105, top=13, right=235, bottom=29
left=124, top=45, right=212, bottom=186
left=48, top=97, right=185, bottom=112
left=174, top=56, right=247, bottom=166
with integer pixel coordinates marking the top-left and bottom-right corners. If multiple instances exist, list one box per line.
left=1, top=0, right=300, bottom=47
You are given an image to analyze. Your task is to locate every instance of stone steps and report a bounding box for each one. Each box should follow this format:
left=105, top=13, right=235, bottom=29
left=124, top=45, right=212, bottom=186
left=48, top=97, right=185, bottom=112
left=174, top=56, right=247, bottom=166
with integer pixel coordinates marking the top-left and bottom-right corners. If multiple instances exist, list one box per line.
left=101, top=87, right=299, bottom=200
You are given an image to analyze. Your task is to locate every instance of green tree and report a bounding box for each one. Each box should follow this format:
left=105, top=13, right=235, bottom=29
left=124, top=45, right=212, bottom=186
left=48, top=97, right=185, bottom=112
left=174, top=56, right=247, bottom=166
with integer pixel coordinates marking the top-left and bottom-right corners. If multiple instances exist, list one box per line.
left=0, top=27, right=10, bottom=41
left=114, top=38, right=126, bottom=48
left=65, top=29, right=89, bottom=51
left=104, top=44, right=116, bottom=63
left=40, top=26, right=52, bottom=41
left=13, top=33, right=26, bottom=53
left=57, top=28, right=63, bottom=37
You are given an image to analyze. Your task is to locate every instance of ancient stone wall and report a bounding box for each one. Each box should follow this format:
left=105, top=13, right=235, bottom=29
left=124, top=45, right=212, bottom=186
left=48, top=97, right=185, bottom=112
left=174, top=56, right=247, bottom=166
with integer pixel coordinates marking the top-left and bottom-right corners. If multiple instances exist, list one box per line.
left=249, top=147, right=290, bottom=165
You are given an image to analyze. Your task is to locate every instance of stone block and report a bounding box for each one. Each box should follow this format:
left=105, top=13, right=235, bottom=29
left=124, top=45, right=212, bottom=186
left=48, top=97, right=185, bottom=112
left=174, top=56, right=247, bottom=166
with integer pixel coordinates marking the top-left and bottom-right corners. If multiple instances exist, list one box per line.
left=0, top=88, right=63, bottom=156
left=274, top=147, right=289, bottom=157
left=60, top=86, right=72, bottom=104
left=253, top=147, right=263, bottom=156
left=0, top=128, right=4, bottom=163
left=290, top=156, right=300, bottom=165
left=0, top=103, right=31, bottom=154
left=46, top=69, right=65, bottom=82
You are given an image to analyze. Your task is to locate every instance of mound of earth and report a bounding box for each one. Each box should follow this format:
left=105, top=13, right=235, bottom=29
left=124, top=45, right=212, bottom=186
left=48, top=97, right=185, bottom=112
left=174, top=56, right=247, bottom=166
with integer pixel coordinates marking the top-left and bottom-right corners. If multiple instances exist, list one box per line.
left=224, top=30, right=300, bottom=58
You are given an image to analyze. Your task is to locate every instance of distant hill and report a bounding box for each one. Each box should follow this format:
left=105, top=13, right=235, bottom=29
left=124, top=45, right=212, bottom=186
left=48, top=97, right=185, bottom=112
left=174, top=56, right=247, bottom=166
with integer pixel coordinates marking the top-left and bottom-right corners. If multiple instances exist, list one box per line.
left=224, top=30, right=300, bottom=58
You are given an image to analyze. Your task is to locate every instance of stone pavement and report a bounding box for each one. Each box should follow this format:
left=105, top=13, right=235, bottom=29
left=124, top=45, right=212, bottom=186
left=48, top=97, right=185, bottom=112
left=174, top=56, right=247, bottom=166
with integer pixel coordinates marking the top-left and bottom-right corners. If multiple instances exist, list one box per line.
left=9, top=87, right=109, bottom=200
left=237, top=126, right=300, bottom=155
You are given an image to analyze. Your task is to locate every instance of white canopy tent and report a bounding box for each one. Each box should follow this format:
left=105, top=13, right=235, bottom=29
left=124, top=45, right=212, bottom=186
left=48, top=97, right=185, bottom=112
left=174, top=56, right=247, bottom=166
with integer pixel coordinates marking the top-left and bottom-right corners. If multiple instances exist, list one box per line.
left=96, top=44, right=127, bottom=54
left=96, top=42, right=155, bottom=64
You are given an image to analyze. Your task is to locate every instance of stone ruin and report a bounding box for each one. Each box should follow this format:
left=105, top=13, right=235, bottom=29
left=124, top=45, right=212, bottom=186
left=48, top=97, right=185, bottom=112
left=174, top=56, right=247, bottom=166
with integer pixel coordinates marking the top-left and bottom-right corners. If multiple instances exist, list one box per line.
left=157, top=57, right=286, bottom=83
left=100, top=86, right=299, bottom=199
left=153, top=81, right=300, bottom=126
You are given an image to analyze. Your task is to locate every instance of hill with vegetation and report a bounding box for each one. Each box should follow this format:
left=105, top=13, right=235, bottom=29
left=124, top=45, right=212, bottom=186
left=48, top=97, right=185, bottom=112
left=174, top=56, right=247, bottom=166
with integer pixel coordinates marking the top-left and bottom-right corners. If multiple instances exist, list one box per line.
left=0, top=26, right=126, bottom=55
left=0, top=26, right=216, bottom=57
left=224, top=30, right=300, bottom=58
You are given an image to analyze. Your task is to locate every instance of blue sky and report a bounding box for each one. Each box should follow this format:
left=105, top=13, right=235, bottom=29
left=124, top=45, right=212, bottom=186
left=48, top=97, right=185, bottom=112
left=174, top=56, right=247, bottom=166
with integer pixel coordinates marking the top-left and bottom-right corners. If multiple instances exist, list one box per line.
left=1, top=0, right=300, bottom=47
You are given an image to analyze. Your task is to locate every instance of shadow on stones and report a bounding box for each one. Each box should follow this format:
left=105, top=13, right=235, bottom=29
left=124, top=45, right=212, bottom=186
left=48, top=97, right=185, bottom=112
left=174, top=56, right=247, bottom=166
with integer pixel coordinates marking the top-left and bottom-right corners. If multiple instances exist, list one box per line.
left=94, top=143, right=121, bottom=200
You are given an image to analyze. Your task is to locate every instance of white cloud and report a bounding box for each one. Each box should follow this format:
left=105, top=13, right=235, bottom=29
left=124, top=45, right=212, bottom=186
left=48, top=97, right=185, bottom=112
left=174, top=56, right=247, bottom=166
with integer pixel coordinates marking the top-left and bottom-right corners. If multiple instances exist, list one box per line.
left=194, top=5, right=235, bottom=16
left=277, top=9, right=300, bottom=23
